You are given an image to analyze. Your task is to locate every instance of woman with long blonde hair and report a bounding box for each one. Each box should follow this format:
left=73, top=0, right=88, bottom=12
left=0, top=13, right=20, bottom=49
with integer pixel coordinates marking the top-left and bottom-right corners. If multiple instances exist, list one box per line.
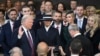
left=84, top=14, right=100, bottom=55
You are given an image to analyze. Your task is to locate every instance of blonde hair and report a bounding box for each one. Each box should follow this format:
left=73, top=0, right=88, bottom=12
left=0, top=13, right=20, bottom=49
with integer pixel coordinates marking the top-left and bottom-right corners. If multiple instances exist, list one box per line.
left=85, top=14, right=100, bottom=37
left=86, top=6, right=96, bottom=16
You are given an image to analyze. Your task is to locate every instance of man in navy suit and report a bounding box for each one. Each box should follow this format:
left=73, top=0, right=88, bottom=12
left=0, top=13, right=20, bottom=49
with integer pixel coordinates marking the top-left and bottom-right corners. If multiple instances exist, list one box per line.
left=0, top=9, right=18, bottom=56
left=14, top=6, right=32, bottom=29
left=52, top=11, right=66, bottom=52
left=11, top=15, right=36, bottom=56
left=68, top=24, right=93, bottom=56
left=74, top=5, right=87, bottom=35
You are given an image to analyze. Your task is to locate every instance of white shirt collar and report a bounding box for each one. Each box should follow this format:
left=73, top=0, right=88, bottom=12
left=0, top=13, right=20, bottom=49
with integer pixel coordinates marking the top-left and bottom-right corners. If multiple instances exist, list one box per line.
left=74, top=33, right=81, bottom=37
left=54, top=23, right=62, bottom=28
left=45, top=25, right=51, bottom=32
left=54, top=23, right=62, bottom=34
left=9, top=20, right=14, bottom=24
left=71, top=54, right=79, bottom=56
left=21, top=25, right=28, bottom=32
left=9, top=20, right=14, bottom=31
left=76, top=15, right=84, bottom=21
left=63, top=21, right=68, bottom=26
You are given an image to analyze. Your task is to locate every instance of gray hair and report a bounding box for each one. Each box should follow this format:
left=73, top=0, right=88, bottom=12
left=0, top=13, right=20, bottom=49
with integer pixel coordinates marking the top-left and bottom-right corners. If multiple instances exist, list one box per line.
left=21, top=15, right=34, bottom=23
left=9, top=47, right=23, bottom=56
left=68, top=24, right=80, bottom=31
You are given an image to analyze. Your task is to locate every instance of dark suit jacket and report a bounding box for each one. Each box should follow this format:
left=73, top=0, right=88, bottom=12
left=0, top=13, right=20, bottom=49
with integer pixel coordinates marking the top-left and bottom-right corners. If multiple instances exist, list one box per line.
left=74, top=18, right=87, bottom=35
left=11, top=28, right=36, bottom=56
left=13, top=14, right=23, bottom=29
left=85, top=28, right=100, bottom=54
left=51, top=22, right=66, bottom=47
left=74, top=35, right=93, bottom=56
left=37, top=26, right=61, bottom=46
left=0, top=22, right=13, bottom=55
left=36, top=10, right=44, bottom=20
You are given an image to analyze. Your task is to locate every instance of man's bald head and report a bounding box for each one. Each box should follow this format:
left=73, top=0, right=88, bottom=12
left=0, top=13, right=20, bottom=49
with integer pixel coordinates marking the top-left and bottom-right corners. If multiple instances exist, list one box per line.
left=37, top=42, right=49, bottom=56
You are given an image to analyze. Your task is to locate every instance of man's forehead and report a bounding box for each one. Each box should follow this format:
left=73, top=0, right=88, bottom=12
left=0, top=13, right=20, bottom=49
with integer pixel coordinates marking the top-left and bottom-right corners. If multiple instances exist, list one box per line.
left=22, top=8, right=31, bottom=11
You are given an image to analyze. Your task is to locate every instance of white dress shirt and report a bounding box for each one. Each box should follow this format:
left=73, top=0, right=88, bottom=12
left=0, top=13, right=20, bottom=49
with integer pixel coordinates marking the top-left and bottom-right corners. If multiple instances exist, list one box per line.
left=18, top=25, right=33, bottom=44
left=63, top=21, right=68, bottom=26
left=73, top=33, right=81, bottom=38
left=71, top=54, right=79, bottom=56
left=45, top=26, right=51, bottom=32
left=0, top=20, right=8, bottom=27
left=76, top=15, right=84, bottom=28
left=9, top=20, right=14, bottom=31
left=54, top=23, right=62, bottom=34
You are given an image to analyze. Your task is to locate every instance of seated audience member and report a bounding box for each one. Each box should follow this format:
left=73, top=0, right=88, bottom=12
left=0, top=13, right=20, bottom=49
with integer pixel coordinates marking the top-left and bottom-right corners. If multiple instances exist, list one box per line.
left=69, top=39, right=82, bottom=56
left=84, top=15, right=100, bottom=54
left=37, top=42, right=49, bottom=56
left=9, top=47, right=23, bottom=56
left=68, top=24, right=93, bottom=56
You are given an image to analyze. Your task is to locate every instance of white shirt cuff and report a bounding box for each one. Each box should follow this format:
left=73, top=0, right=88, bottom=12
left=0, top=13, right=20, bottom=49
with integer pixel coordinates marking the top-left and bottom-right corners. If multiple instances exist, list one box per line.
left=18, top=35, right=21, bottom=39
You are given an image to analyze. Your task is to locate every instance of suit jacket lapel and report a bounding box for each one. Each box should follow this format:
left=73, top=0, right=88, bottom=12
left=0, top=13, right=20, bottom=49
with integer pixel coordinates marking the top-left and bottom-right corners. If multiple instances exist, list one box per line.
left=82, top=18, right=86, bottom=29
left=7, top=22, right=13, bottom=33
left=74, top=18, right=77, bottom=24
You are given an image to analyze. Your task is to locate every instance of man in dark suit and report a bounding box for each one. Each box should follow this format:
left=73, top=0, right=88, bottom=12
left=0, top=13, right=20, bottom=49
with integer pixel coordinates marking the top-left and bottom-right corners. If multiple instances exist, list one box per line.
left=69, top=39, right=83, bottom=56
left=68, top=24, right=93, bottom=56
left=37, top=15, right=65, bottom=56
left=0, top=9, right=18, bottom=56
left=11, top=15, right=36, bottom=56
left=52, top=11, right=66, bottom=52
left=14, top=6, right=32, bottom=29
left=74, top=5, right=87, bottom=35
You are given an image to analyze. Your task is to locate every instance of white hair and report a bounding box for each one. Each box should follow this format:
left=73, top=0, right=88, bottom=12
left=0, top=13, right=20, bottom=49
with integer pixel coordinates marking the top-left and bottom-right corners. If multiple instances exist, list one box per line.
left=95, top=53, right=100, bottom=56
left=21, top=15, right=34, bottom=23
left=9, top=47, right=23, bottom=56
left=68, top=24, right=80, bottom=31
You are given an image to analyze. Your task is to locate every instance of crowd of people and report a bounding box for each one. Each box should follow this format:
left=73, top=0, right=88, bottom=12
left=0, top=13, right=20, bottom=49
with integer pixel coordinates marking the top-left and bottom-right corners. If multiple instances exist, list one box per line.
left=0, top=0, right=100, bottom=56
